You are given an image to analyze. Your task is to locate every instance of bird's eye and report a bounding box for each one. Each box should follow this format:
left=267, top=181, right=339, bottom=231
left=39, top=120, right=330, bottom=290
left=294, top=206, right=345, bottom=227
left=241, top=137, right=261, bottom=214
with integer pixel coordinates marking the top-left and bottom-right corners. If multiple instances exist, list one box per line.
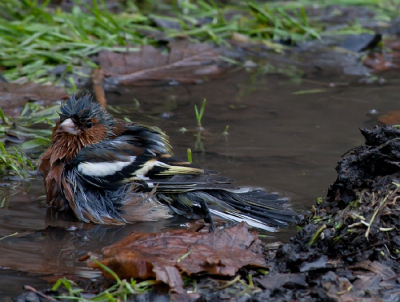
left=85, top=121, right=92, bottom=128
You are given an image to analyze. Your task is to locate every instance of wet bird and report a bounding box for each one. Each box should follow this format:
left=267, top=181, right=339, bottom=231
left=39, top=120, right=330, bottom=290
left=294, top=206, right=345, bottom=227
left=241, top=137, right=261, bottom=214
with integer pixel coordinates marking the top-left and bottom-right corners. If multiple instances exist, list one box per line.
left=39, top=95, right=296, bottom=231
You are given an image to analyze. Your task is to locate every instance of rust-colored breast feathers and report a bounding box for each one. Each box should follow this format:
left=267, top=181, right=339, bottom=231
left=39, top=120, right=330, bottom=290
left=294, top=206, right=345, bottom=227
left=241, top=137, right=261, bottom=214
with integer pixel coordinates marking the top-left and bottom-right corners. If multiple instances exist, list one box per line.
left=39, top=120, right=107, bottom=210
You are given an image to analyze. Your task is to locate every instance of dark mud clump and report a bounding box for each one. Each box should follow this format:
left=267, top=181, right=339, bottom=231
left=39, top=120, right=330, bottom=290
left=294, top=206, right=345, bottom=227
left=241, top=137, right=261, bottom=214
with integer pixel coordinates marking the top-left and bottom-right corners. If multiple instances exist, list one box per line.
left=270, top=125, right=400, bottom=301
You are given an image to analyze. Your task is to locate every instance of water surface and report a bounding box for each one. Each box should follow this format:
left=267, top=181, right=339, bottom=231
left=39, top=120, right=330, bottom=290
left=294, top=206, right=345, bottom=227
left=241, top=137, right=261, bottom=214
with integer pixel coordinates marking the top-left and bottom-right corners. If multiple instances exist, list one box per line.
left=1, top=68, right=399, bottom=299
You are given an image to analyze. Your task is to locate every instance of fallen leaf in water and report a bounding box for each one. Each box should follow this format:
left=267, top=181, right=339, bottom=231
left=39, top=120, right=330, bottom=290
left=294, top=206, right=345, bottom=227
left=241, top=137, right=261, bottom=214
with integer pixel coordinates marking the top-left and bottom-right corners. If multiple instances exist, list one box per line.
left=376, top=111, right=400, bottom=125
left=87, top=222, right=266, bottom=293
left=97, top=40, right=225, bottom=86
left=0, top=82, right=69, bottom=111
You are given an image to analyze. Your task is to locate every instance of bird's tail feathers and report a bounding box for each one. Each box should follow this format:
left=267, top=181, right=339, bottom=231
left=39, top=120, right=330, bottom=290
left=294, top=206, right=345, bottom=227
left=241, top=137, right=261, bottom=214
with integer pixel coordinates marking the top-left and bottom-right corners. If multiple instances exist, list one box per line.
left=158, top=189, right=296, bottom=231
left=209, top=209, right=278, bottom=232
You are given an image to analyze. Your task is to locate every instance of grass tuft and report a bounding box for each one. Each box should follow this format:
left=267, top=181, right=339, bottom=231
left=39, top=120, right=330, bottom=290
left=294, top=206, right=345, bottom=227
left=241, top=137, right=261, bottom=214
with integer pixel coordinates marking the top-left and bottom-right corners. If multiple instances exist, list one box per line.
left=51, top=257, right=156, bottom=301
left=1, top=0, right=392, bottom=85
left=0, top=103, right=58, bottom=178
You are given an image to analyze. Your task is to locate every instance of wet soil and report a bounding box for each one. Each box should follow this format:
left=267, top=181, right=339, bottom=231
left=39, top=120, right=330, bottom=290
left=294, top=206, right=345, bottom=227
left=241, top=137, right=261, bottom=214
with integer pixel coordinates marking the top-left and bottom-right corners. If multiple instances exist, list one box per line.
left=3, top=58, right=400, bottom=300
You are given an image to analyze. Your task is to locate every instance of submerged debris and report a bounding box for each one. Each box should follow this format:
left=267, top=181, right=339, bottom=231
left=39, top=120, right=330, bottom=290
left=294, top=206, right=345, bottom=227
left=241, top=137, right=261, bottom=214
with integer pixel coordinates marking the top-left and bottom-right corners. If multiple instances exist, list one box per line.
left=97, top=40, right=225, bottom=86
left=0, top=82, right=68, bottom=113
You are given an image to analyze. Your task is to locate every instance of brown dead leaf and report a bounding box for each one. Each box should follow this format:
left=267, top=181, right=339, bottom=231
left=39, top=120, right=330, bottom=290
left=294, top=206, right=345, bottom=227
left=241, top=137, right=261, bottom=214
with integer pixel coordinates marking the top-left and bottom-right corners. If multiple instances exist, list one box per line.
left=377, top=111, right=400, bottom=125
left=86, top=222, right=266, bottom=293
left=363, top=38, right=400, bottom=72
left=353, top=273, right=382, bottom=292
left=368, top=261, right=397, bottom=281
left=363, top=52, right=400, bottom=72
left=320, top=271, right=381, bottom=302
left=348, top=260, right=400, bottom=298
left=0, top=82, right=69, bottom=110
left=350, top=260, right=397, bottom=282
left=97, top=40, right=225, bottom=86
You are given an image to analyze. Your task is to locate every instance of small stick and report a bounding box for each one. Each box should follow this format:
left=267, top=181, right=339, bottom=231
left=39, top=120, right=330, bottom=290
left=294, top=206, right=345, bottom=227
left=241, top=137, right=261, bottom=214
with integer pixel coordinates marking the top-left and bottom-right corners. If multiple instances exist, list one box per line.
left=92, top=68, right=107, bottom=107
left=218, top=274, right=241, bottom=289
left=0, top=232, right=18, bottom=241
left=366, top=207, right=380, bottom=240
left=23, top=285, right=58, bottom=302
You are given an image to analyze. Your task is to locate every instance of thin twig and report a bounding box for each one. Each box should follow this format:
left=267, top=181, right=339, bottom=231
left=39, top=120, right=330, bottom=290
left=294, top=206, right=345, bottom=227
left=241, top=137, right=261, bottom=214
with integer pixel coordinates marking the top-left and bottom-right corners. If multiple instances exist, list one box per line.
left=92, top=68, right=107, bottom=107
left=23, top=285, right=58, bottom=302
left=0, top=232, right=18, bottom=241
left=218, top=275, right=241, bottom=289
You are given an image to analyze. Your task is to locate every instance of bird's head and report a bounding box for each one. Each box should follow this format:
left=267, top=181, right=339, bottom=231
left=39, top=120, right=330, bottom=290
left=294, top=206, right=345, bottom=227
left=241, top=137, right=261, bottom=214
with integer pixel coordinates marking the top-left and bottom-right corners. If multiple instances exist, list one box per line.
left=56, top=95, right=116, bottom=146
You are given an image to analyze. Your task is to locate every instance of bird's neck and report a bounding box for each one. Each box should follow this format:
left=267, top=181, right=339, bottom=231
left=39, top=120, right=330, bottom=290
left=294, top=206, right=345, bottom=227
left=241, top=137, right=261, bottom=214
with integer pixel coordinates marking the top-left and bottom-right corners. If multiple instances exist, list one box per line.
left=50, top=132, right=83, bottom=165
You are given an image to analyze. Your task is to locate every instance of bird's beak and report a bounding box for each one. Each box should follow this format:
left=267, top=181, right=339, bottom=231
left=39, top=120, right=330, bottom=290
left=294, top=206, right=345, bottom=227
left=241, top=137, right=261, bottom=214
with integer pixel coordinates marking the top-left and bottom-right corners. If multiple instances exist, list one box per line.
left=58, top=118, right=79, bottom=135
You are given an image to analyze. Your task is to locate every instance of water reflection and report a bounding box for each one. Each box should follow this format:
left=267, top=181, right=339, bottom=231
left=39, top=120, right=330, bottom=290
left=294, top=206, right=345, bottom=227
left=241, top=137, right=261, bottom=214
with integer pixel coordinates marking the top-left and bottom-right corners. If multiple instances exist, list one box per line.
left=0, top=183, right=189, bottom=275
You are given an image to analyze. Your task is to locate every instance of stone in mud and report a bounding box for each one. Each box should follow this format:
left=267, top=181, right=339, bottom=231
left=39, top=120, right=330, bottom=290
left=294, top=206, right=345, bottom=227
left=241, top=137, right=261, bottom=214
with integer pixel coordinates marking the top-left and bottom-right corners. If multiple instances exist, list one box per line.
left=341, top=33, right=382, bottom=52
left=257, top=272, right=308, bottom=290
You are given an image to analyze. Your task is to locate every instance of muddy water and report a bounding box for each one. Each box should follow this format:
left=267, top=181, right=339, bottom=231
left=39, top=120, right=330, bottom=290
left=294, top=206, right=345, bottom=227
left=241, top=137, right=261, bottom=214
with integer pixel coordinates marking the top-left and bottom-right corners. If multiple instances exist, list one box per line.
left=1, top=69, right=399, bottom=299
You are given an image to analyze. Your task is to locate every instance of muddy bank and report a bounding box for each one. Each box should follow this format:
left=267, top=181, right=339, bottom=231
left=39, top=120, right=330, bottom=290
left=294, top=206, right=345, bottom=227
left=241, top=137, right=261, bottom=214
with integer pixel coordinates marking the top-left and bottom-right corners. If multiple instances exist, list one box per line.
left=266, top=126, right=400, bottom=302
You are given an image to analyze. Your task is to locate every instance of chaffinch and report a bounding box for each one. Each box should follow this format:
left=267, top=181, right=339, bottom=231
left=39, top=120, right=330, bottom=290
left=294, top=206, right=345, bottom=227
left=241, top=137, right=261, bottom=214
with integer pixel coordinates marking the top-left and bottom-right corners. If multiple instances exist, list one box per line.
left=39, top=95, right=296, bottom=231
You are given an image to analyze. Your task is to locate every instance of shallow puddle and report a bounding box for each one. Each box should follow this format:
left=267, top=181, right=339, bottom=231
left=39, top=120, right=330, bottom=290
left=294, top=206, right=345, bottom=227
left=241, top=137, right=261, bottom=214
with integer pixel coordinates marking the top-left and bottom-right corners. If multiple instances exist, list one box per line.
left=1, top=68, right=399, bottom=299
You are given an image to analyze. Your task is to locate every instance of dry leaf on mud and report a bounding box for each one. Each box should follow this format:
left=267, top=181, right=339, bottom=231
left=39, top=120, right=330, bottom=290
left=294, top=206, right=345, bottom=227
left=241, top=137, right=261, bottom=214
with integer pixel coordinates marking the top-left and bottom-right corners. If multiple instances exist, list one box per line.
left=350, top=260, right=397, bottom=283
left=87, top=222, right=267, bottom=293
left=0, top=82, right=69, bottom=110
left=320, top=271, right=377, bottom=302
left=97, top=40, right=225, bottom=86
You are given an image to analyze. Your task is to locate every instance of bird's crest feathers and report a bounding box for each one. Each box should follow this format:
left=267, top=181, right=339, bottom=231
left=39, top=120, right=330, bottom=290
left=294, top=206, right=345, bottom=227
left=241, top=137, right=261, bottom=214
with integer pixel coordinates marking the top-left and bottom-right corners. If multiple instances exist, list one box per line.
left=60, top=95, right=115, bottom=130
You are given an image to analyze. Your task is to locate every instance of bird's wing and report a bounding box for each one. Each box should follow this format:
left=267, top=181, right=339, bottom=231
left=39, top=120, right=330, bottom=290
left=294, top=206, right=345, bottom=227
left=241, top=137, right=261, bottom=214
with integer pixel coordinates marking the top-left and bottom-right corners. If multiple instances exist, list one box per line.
left=112, top=120, right=173, bottom=155
left=69, top=135, right=207, bottom=189
left=69, top=127, right=296, bottom=230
